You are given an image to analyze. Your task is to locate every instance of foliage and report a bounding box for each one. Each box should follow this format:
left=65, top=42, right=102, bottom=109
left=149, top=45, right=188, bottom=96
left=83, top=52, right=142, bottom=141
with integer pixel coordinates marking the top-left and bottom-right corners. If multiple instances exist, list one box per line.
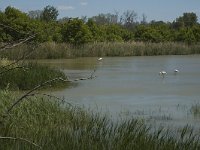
left=0, top=6, right=32, bottom=42
left=172, top=12, right=198, bottom=29
left=175, top=28, right=196, bottom=44
left=62, top=19, right=93, bottom=45
left=0, top=6, right=200, bottom=45
left=41, top=5, right=59, bottom=22
left=86, top=19, right=104, bottom=42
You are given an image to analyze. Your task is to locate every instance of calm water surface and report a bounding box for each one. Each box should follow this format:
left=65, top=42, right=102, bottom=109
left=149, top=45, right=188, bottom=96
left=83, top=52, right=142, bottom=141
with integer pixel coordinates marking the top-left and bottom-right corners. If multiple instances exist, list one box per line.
left=39, top=55, right=200, bottom=128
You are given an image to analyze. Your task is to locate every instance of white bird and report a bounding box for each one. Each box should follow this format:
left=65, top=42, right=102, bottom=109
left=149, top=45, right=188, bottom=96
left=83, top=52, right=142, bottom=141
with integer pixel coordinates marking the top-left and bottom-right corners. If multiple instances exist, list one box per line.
left=159, top=71, right=167, bottom=77
left=98, top=57, right=103, bottom=61
left=174, top=69, right=179, bottom=75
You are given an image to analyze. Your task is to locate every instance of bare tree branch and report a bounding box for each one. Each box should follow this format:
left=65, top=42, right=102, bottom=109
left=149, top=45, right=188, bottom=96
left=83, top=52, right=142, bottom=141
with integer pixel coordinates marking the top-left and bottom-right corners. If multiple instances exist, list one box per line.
left=0, top=57, right=22, bottom=70
left=5, top=77, right=64, bottom=115
left=0, top=49, right=34, bottom=69
left=0, top=35, right=35, bottom=51
left=27, top=93, right=73, bottom=107
left=2, top=69, right=96, bottom=118
left=0, top=23, right=33, bottom=36
left=0, top=41, right=37, bottom=79
left=0, top=136, right=42, bottom=149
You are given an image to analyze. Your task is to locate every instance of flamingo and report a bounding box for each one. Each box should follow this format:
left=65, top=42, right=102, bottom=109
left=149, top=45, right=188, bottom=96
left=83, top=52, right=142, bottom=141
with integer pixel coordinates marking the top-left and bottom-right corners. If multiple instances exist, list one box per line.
left=159, top=71, right=167, bottom=78
left=174, top=69, right=179, bottom=75
left=98, top=57, right=103, bottom=61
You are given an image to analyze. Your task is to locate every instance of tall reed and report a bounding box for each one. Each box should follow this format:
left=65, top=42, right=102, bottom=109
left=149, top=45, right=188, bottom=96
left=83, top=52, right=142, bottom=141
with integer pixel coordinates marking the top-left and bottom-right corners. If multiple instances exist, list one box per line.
left=0, top=62, right=68, bottom=90
left=1, top=42, right=200, bottom=59
left=191, top=103, right=200, bottom=117
left=0, top=90, right=200, bottom=150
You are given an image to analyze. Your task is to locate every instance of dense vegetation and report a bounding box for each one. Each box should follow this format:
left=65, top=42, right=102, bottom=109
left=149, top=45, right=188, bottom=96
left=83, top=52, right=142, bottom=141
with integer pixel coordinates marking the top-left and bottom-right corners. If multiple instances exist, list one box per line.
left=0, top=90, right=200, bottom=150
left=0, top=6, right=200, bottom=46
left=0, top=61, right=68, bottom=90
left=1, top=5, right=200, bottom=150
left=1, top=42, right=199, bottom=59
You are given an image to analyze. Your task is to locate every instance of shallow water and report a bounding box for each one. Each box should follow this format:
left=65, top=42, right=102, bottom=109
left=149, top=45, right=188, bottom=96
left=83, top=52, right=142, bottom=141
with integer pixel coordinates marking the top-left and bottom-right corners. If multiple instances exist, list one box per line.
left=38, top=55, right=200, bottom=128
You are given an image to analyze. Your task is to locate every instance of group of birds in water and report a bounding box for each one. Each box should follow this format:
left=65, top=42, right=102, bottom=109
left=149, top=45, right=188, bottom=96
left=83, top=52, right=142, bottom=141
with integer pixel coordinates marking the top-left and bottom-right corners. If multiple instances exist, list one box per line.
left=159, top=69, right=179, bottom=77
left=98, top=57, right=179, bottom=78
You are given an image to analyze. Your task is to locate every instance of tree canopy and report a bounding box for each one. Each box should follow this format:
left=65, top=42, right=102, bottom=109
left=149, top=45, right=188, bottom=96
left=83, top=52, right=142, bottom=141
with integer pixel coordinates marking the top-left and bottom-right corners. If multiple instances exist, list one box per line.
left=0, top=6, right=200, bottom=45
left=41, top=5, right=59, bottom=22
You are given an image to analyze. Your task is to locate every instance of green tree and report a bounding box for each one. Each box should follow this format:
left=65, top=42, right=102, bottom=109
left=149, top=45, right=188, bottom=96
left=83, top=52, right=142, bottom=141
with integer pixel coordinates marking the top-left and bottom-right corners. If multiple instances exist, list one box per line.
left=62, top=19, right=92, bottom=45
left=102, top=24, right=134, bottom=42
left=4, top=6, right=28, bottom=20
left=175, top=28, right=196, bottom=44
left=191, top=25, right=200, bottom=42
left=1, top=6, right=33, bottom=42
left=103, top=25, right=123, bottom=42
left=149, top=22, right=173, bottom=42
left=41, top=5, right=58, bottom=22
left=135, top=25, right=163, bottom=43
left=0, top=11, right=11, bottom=42
left=172, top=12, right=198, bottom=29
left=86, top=19, right=110, bottom=42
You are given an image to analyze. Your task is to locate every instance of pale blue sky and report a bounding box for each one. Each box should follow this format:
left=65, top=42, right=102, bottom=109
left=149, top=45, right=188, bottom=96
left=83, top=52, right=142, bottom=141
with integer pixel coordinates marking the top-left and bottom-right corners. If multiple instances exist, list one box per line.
left=0, top=0, right=200, bottom=22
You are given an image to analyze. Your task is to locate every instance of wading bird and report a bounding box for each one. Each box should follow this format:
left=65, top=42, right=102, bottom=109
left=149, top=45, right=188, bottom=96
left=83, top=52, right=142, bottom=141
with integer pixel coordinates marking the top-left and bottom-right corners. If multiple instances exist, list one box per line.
left=98, top=57, right=103, bottom=61
left=174, top=69, right=179, bottom=75
left=159, top=71, right=167, bottom=78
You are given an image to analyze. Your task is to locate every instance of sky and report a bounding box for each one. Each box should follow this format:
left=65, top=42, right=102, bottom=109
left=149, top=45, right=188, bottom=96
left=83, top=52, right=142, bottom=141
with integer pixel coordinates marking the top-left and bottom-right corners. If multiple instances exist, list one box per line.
left=0, top=0, right=200, bottom=22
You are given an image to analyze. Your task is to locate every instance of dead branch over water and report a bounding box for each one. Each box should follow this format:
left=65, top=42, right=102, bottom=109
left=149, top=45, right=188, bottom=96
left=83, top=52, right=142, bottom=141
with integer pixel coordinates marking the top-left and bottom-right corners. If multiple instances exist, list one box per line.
left=2, top=69, right=96, bottom=118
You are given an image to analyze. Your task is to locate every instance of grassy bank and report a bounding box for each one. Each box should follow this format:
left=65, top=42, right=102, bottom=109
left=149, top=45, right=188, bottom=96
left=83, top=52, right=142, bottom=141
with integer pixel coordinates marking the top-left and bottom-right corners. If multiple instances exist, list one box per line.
left=0, top=61, right=68, bottom=90
left=0, top=90, right=200, bottom=150
left=1, top=42, right=200, bottom=59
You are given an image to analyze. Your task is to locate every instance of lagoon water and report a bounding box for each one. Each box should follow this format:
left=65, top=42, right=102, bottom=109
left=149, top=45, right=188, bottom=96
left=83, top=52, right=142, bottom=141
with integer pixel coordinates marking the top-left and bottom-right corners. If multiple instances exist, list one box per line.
left=39, top=55, right=200, bottom=128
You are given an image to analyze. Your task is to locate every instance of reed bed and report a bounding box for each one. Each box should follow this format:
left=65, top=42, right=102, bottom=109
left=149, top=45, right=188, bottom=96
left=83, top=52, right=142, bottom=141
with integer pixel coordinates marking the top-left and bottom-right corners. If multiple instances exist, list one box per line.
left=1, top=42, right=200, bottom=59
left=191, top=103, right=200, bottom=118
left=0, top=90, right=200, bottom=150
left=0, top=62, right=68, bottom=90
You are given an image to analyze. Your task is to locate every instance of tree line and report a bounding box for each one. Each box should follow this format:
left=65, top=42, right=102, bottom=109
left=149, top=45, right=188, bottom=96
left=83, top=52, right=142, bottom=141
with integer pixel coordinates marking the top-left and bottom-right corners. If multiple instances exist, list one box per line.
left=0, top=5, right=200, bottom=45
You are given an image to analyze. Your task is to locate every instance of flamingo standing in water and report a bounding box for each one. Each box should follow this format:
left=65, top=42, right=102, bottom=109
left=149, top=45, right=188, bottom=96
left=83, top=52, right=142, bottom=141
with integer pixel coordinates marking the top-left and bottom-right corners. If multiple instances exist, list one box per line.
left=159, top=71, right=167, bottom=78
left=174, top=69, right=179, bottom=75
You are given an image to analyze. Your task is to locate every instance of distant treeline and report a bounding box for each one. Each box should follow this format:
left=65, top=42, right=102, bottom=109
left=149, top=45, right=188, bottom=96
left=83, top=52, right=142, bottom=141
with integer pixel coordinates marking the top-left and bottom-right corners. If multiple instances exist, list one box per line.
left=0, top=5, right=200, bottom=46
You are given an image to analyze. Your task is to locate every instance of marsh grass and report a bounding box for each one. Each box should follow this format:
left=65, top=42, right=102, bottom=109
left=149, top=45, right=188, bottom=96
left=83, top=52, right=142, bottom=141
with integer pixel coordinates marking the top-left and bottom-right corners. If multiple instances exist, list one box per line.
left=191, top=103, right=200, bottom=117
left=0, top=90, right=200, bottom=150
left=1, top=42, right=200, bottom=59
left=0, top=62, right=68, bottom=90
left=0, top=58, right=11, bottom=66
